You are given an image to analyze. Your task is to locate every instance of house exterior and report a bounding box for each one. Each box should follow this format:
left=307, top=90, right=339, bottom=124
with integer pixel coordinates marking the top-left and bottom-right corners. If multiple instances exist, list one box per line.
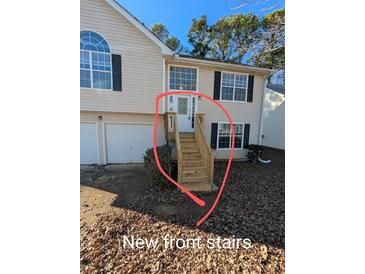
left=262, top=84, right=285, bottom=150
left=80, top=0, right=273, bottom=176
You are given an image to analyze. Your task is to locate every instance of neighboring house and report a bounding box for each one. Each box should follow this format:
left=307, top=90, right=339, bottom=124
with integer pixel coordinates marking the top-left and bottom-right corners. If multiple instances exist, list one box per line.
left=80, top=0, right=273, bottom=190
left=261, top=84, right=285, bottom=150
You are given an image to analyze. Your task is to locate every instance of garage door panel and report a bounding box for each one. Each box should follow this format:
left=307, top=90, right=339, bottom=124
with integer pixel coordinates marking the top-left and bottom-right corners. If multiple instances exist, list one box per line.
left=80, top=123, right=98, bottom=164
left=105, top=123, right=154, bottom=163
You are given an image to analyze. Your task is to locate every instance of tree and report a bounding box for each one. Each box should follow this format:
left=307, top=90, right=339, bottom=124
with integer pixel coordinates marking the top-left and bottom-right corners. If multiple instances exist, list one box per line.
left=165, top=36, right=181, bottom=51
left=229, top=13, right=261, bottom=63
left=210, top=17, right=235, bottom=61
left=250, top=9, right=285, bottom=69
left=187, top=16, right=212, bottom=57
left=151, top=23, right=182, bottom=52
left=151, top=23, right=169, bottom=42
left=187, top=14, right=261, bottom=62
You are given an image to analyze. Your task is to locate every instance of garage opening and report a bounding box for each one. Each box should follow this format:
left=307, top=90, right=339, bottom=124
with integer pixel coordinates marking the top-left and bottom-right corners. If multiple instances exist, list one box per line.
left=105, top=123, right=154, bottom=163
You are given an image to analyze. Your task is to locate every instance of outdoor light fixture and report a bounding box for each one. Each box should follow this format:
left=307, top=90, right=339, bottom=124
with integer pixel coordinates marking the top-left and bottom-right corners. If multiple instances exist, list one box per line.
left=98, top=115, right=102, bottom=120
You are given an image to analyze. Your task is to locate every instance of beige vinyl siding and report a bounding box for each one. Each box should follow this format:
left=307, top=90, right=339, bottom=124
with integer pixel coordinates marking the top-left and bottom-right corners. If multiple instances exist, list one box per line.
left=81, top=111, right=166, bottom=164
left=165, top=61, right=266, bottom=159
left=80, top=0, right=164, bottom=114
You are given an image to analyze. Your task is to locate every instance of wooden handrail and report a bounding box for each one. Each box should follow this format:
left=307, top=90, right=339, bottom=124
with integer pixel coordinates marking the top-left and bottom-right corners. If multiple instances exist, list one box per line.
left=195, top=114, right=214, bottom=186
left=172, top=113, right=182, bottom=183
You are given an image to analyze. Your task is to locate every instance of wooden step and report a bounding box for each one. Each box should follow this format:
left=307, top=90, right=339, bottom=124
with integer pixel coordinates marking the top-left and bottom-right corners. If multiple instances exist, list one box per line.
left=182, top=153, right=202, bottom=160
left=182, top=165, right=205, bottom=172
left=180, top=182, right=211, bottom=192
left=181, top=143, right=199, bottom=148
left=182, top=160, right=204, bottom=167
left=180, top=175, right=208, bottom=183
left=181, top=168, right=206, bottom=177
left=180, top=133, right=195, bottom=137
left=182, top=148, right=200, bottom=154
left=180, top=138, right=196, bottom=143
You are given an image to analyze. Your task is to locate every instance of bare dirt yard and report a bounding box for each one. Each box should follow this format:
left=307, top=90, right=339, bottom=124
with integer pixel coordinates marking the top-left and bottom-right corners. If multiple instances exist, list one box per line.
left=80, top=148, right=285, bottom=273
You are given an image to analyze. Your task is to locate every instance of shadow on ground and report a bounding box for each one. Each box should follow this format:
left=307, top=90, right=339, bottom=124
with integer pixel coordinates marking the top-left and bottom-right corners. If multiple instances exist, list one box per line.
left=80, top=148, right=285, bottom=249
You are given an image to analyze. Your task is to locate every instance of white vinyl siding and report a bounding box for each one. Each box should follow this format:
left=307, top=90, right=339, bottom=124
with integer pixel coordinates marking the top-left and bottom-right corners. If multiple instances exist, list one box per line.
left=80, top=0, right=164, bottom=113
left=262, top=89, right=285, bottom=149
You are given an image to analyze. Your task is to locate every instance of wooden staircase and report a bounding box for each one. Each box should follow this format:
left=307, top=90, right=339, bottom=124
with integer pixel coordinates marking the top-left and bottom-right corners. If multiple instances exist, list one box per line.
left=179, top=133, right=211, bottom=191
left=166, top=112, right=214, bottom=192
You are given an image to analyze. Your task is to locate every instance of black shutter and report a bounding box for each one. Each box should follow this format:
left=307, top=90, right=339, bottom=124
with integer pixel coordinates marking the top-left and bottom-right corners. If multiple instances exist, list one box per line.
left=243, top=124, right=250, bottom=148
left=211, top=123, right=218, bottom=149
left=247, top=75, right=254, bottom=102
left=112, top=54, right=122, bottom=91
left=213, top=71, right=221, bottom=100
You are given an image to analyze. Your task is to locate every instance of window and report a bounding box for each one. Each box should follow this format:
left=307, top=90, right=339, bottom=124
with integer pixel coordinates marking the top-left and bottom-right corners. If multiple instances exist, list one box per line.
left=217, top=123, right=244, bottom=149
left=80, top=31, right=112, bottom=90
left=221, top=72, right=248, bottom=101
left=169, top=66, right=197, bottom=91
left=177, top=97, right=188, bottom=114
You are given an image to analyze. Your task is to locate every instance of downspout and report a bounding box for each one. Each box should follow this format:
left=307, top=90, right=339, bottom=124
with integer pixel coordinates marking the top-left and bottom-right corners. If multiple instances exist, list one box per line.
left=162, top=57, right=166, bottom=113
left=258, top=76, right=270, bottom=145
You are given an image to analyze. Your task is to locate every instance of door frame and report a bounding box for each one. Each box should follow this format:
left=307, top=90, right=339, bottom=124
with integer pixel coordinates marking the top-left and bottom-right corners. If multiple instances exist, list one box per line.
left=172, top=94, right=198, bottom=132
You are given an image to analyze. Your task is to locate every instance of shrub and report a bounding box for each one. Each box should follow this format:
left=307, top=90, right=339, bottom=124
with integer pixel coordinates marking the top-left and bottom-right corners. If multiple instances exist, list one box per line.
left=144, top=145, right=173, bottom=188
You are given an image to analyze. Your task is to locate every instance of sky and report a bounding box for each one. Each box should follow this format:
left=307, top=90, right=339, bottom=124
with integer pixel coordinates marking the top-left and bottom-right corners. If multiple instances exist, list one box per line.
left=117, top=0, right=284, bottom=49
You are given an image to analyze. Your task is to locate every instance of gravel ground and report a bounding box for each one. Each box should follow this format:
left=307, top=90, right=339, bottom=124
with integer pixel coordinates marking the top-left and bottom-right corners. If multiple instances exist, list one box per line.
left=80, top=148, right=285, bottom=273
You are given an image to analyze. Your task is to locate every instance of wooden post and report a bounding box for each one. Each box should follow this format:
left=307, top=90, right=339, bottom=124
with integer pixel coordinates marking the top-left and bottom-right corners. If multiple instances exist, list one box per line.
left=209, top=151, right=214, bottom=186
left=196, top=113, right=205, bottom=126
left=164, top=113, right=168, bottom=144
left=166, top=112, right=177, bottom=141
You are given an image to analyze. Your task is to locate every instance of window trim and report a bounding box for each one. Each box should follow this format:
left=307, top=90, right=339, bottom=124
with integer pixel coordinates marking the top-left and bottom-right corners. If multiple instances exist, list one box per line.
left=80, top=49, right=113, bottom=90
left=80, top=29, right=113, bottom=52
left=167, top=64, right=199, bottom=92
left=219, top=71, right=249, bottom=103
left=80, top=30, right=114, bottom=91
left=216, top=122, right=245, bottom=150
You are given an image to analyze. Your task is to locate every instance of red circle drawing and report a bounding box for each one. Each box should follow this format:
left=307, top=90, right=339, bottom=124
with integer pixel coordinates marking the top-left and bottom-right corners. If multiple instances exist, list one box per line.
left=153, top=91, right=235, bottom=226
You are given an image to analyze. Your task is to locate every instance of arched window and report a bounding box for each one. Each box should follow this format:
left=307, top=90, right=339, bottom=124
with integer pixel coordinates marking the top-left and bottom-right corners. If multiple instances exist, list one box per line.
left=80, top=31, right=112, bottom=89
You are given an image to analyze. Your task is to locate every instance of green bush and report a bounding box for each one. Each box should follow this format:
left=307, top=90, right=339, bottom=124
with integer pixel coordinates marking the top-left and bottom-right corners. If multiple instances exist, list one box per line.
left=144, top=145, right=173, bottom=188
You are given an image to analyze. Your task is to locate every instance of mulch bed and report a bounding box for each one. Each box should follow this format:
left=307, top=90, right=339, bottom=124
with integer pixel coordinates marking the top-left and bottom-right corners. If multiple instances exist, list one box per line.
left=80, top=148, right=285, bottom=273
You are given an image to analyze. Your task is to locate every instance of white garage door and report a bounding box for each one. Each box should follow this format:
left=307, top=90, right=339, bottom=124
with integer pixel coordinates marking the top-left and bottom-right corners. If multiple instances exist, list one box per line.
left=80, top=123, right=98, bottom=164
left=105, top=123, right=154, bottom=163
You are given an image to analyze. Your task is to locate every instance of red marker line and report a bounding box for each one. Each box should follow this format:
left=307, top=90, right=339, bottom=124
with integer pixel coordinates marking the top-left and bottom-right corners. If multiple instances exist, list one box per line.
left=153, top=91, right=235, bottom=225
left=153, top=93, right=205, bottom=207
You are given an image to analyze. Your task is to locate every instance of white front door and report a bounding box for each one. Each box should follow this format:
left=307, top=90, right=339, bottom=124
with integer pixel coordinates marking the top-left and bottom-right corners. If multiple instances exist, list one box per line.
left=177, top=95, right=191, bottom=132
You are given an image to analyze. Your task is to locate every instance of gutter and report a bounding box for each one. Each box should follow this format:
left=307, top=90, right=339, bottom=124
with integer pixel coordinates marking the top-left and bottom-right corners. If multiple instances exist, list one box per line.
left=172, top=55, right=274, bottom=74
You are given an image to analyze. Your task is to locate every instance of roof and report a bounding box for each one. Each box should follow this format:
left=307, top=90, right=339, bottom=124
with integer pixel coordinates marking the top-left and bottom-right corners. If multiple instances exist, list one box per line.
left=104, top=0, right=174, bottom=55
left=178, top=54, right=256, bottom=67
left=266, top=83, right=285, bottom=95
left=175, top=54, right=274, bottom=74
